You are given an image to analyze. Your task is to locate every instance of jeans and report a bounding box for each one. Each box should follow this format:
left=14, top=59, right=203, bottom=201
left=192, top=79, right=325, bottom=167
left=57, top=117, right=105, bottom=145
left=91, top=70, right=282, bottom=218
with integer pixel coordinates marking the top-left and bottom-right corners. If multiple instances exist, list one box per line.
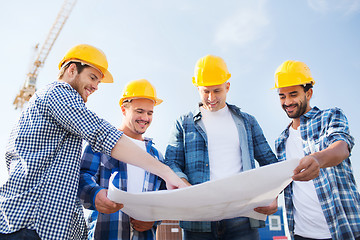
left=0, top=229, right=40, bottom=240
left=183, top=217, right=259, bottom=240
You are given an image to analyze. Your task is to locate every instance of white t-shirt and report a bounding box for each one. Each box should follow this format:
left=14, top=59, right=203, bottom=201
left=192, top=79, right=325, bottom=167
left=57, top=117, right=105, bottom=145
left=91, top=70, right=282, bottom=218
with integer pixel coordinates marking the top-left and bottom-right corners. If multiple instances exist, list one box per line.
left=286, top=126, right=331, bottom=239
left=200, top=105, right=242, bottom=181
left=126, top=138, right=146, bottom=193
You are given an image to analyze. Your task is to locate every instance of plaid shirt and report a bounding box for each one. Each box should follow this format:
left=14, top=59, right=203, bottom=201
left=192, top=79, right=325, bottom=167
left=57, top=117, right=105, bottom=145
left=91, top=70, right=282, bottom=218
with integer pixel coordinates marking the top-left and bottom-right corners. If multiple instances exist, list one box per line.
left=0, top=81, right=122, bottom=239
left=78, top=139, right=164, bottom=240
left=275, top=106, right=360, bottom=240
left=165, top=103, right=277, bottom=232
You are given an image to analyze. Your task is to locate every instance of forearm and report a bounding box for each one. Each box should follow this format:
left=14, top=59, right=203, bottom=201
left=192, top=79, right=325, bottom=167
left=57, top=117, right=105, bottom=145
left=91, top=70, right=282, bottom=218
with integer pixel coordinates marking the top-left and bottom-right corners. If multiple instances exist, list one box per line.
left=78, top=174, right=104, bottom=210
left=111, top=135, right=172, bottom=181
left=252, top=118, right=278, bottom=166
left=164, top=143, right=187, bottom=179
left=311, top=140, right=349, bottom=168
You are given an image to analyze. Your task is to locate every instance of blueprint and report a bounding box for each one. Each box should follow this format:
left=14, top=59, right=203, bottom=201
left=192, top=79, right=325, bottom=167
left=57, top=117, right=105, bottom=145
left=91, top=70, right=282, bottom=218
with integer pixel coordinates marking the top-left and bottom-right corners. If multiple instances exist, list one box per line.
left=107, top=158, right=299, bottom=221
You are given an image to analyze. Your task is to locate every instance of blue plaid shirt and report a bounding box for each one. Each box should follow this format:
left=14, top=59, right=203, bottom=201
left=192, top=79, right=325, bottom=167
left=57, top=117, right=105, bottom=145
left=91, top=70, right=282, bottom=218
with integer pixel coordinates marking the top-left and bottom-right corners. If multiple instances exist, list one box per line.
left=78, top=138, right=164, bottom=240
left=165, top=103, right=278, bottom=232
left=0, top=81, right=122, bottom=240
left=275, top=106, right=360, bottom=240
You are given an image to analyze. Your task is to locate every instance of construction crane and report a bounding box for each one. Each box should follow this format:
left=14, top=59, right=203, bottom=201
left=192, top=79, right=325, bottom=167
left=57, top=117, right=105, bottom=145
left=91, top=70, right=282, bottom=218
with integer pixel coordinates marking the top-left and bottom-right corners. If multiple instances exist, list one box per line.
left=13, top=0, right=77, bottom=109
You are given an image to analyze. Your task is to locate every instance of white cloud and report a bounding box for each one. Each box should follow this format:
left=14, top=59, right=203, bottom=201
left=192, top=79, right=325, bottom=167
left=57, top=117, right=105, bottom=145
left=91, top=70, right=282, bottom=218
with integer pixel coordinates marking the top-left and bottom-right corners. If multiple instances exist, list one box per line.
left=307, top=0, right=360, bottom=15
left=213, top=0, right=270, bottom=49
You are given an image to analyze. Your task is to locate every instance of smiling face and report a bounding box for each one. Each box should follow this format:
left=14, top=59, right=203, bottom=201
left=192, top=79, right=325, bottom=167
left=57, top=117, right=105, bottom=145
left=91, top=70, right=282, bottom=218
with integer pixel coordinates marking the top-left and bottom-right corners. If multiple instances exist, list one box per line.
left=198, top=82, right=230, bottom=112
left=120, top=98, right=155, bottom=140
left=278, top=85, right=313, bottom=126
left=65, top=63, right=102, bottom=102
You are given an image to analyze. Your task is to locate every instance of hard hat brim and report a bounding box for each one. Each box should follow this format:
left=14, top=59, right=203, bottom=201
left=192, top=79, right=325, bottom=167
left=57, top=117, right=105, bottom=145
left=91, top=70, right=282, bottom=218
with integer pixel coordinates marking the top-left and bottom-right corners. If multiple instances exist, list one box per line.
left=154, top=98, right=163, bottom=106
left=271, top=80, right=315, bottom=90
left=120, top=97, right=163, bottom=106
left=101, top=69, right=113, bottom=83
left=60, top=59, right=113, bottom=83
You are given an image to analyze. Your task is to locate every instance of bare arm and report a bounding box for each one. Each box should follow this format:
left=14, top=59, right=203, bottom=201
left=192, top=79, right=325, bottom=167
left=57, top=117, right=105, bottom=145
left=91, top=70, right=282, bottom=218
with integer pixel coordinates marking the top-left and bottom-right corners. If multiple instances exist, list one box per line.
left=293, top=140, right=349, bottom=181
left=111, top=135, right=187, bottom=189
left=312, top=140, right=349, bottom=168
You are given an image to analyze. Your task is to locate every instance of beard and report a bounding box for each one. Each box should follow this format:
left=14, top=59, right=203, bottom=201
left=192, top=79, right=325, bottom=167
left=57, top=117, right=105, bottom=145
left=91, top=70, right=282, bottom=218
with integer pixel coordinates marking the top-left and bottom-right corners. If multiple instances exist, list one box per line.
left=134, top=129, right=146, bottom=135
left=282, top=98, right=308, bottom=119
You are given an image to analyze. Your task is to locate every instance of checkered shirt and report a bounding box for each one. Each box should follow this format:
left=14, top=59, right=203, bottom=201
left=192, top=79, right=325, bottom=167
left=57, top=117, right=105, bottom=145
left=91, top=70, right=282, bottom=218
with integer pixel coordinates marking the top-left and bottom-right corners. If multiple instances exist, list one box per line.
left=0, top=81, right=122, bottom=239
left=78, top=138, right=164, bottom=240
left=275, top=106, right=360, bottom=240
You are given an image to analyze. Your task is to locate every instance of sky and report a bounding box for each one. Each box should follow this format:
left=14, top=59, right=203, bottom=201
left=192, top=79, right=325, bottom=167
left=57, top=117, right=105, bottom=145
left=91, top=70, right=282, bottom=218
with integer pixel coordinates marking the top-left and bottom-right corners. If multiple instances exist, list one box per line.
left=0, top=0, right=359, bottom=196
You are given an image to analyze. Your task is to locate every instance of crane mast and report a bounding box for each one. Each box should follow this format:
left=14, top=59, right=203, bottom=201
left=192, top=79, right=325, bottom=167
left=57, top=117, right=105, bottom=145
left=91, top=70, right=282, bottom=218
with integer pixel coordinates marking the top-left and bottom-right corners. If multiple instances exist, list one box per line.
left=13, top=0, right=77, bottom=109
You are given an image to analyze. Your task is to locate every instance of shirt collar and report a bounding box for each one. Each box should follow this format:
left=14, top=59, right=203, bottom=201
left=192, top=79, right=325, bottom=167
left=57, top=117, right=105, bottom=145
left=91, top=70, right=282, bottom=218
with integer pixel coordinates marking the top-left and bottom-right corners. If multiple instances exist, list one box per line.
left=302, top=106, right=320, bottom=119
left=284, top=106, right=320, bottom=133
left=192, top=103, right=203, bottom=122
left=143, top=137, right=153, bottom=146
left=192, top=102, right=241, bottom=121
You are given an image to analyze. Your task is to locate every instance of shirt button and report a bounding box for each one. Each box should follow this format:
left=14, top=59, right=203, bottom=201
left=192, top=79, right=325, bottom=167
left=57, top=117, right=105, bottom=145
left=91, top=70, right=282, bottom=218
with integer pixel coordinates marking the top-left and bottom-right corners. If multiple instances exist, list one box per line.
left=206, top=164, right=208, bottom=167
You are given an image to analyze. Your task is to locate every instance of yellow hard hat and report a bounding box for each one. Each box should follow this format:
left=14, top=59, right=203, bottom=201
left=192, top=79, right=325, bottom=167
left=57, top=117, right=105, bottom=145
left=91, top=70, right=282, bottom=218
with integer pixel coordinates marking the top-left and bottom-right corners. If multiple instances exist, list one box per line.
left=119, top=79, right=163, bottom=106
left=273, top=60, right=315, bottom=89
left=192, top=55, right=231, bottom=86
left=58, top=44, right=113, bottom=83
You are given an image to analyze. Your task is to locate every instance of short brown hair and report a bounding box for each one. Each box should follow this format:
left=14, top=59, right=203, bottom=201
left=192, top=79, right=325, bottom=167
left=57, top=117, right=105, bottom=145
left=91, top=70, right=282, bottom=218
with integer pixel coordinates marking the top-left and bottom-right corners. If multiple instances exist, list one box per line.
left=58, top=61, right=90, bottom=79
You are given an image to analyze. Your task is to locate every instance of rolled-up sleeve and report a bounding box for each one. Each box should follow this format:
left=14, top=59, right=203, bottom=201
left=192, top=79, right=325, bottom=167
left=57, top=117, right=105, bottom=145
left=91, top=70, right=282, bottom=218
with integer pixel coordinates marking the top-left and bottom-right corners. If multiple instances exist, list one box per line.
left=165, top=119, right=188, bottom=180
left=249, top=115, right=278, bottom=166
left=326, top=108, right=354, bottom=152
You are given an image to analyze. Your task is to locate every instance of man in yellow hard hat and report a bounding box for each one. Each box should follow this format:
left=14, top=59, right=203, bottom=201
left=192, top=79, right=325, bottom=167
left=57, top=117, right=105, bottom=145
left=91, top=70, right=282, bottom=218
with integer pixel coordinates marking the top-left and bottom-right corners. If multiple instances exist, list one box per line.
left=0, top=45, right=186, bottom=240
left=165, top=55, right=278, bottom=240
left=78, top=79, right=164, bottom=240
left=273, top=60, right=360, bottom=240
